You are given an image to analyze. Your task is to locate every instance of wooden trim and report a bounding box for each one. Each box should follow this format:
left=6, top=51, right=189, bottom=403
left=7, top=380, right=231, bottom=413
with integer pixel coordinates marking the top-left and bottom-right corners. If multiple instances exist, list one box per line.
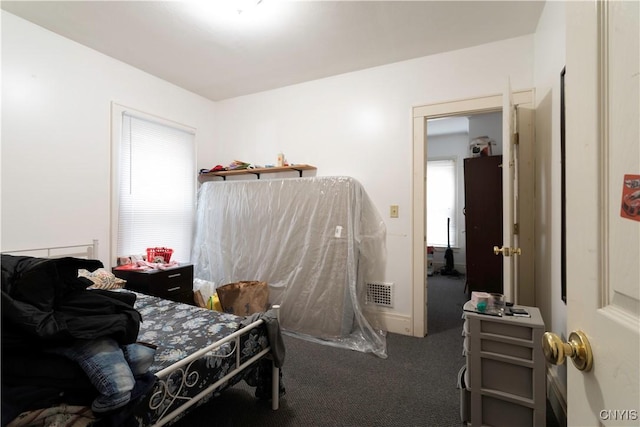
left=412, top=116, right=426, bottom=337
left=413, top=90, right=533, bottom=118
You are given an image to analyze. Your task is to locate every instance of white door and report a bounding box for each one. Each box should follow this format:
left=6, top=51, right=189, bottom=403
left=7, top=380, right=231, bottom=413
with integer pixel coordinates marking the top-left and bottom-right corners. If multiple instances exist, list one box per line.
left=563, top=1, right=640, bottom=424
left=500, top=80, right=517, bottom=303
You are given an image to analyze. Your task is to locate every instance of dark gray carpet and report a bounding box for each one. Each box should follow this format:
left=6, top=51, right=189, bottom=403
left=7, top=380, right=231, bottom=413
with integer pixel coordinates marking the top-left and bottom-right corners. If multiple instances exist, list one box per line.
left=173, top=275, right=560, bottom=426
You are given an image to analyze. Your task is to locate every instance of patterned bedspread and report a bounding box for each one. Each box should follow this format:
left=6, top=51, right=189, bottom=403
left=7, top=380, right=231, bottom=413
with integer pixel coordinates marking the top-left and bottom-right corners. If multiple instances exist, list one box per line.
left=134, top=291, right=247, bottom=372
left=130, top=291, right=273, bottom=426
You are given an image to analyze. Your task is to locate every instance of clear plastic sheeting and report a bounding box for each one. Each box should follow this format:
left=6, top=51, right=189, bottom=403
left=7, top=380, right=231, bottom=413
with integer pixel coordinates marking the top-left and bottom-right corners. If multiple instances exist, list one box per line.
left=192, top=176, right=388, bottom=358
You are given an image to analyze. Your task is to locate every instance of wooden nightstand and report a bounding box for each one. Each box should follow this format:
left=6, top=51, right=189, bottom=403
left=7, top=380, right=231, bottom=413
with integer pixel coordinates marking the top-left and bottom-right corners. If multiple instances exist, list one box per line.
left=113, top=264, right=194, bottom=305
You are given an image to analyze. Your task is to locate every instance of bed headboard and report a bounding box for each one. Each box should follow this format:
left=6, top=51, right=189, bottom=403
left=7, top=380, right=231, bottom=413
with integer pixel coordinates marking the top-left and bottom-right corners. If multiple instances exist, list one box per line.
left=1, top=239, right=99, bottom=259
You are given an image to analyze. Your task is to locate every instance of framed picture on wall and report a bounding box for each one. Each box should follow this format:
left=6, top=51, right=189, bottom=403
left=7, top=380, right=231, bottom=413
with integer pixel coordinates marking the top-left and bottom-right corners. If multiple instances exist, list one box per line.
left=561, top=66, right=567, bottom=304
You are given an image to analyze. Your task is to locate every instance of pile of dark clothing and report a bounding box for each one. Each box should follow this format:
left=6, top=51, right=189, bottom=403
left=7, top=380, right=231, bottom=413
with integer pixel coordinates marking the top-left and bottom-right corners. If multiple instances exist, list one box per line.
left=1, top=255, right=154, bottom=426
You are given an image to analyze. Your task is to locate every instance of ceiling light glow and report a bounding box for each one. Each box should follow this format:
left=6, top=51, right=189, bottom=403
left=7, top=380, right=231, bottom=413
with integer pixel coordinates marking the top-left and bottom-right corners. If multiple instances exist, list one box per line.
left=186, top=0, right=282, bottom=30
left=234, top=0, right=263, bottom=15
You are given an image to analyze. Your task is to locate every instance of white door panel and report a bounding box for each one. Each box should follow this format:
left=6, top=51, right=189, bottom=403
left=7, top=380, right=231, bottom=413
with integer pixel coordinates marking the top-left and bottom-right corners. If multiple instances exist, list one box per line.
left=501, top=79, right=516, bottom=303
left=565, top=1, right=640, bottom=425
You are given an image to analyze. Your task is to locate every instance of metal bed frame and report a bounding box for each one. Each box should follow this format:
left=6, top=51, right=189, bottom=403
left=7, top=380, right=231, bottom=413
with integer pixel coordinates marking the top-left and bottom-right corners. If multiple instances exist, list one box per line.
left=1, top=239, right=99, bottom=259
left=1, top=241, right=280, bottom=426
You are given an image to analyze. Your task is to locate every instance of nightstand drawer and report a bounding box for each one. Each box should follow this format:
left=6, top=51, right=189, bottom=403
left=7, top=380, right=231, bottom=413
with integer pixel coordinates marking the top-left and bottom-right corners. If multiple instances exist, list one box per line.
left=145, top=267, right=192, bottom=297
left=113, top=264, right=194, bottom=303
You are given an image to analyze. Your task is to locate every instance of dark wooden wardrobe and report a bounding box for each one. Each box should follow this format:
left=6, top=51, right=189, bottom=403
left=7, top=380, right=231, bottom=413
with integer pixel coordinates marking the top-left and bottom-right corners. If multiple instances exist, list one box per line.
left=463, top=155, right=503, bottom=295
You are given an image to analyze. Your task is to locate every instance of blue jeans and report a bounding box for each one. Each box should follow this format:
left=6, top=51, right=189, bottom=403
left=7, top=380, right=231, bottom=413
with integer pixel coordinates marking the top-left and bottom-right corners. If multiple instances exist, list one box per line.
left=52, top=338, right=156, bottom=412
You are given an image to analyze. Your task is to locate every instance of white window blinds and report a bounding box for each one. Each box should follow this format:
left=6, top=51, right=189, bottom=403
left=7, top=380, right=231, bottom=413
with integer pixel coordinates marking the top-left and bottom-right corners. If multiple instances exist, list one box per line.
left=427, top=158, right=457, bottom=247
left=117, top=112, right=195, bottom=263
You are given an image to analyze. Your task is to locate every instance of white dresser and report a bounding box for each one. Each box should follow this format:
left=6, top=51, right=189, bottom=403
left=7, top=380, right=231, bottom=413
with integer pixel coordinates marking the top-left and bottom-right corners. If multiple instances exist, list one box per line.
left=461, top=301, right=546, bottom=426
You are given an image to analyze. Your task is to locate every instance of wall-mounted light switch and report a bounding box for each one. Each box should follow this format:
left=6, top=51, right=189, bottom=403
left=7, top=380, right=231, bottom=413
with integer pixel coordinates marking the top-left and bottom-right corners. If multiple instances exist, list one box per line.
left=390, top=205, right=399, bottom=218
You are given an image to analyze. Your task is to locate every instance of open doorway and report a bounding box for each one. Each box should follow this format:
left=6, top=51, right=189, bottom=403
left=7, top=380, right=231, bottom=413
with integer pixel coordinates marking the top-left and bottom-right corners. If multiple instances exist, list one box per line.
left=426, top=112, right=503, bottom=278
left=425, top=111, right=502, bottom=334
left=411, top=90, right=535, bottom=337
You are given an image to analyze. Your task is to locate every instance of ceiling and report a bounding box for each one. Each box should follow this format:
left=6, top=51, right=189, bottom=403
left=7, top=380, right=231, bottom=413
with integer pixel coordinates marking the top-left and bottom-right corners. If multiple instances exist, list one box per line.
left=2, top=1, right=545, bottom=101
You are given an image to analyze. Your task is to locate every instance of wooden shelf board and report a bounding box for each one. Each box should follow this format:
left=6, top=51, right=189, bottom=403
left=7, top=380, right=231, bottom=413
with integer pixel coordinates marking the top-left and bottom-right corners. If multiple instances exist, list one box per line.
left=199, top=164, right=316, bottom=179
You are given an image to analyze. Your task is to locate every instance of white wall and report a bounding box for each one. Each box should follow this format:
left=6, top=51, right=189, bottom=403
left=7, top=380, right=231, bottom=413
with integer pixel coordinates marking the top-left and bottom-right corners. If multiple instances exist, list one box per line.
left=1, top=10, right=535, bottom=330
left=1, top=11, right=217, bottom=266
left=532, top=0, right=567, bottom=421
left=205, top=35, right=534, bottom=322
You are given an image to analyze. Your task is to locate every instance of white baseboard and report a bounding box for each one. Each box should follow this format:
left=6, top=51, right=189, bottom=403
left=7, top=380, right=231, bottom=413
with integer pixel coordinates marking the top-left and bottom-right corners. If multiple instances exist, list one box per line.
left=546, top=367, right=567, bottom=426
left=364, top=308, right=413, bottom=335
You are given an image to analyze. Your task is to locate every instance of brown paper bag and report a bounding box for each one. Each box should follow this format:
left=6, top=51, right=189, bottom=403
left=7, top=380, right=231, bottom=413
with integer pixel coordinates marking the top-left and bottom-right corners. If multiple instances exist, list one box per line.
left=216, top=281, right=270, bottom=316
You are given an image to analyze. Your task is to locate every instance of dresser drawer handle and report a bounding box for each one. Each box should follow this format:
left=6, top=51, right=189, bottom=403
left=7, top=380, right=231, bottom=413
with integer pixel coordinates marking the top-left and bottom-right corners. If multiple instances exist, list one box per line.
left=168, top=273, right=181, bottom=279
left=167, top=286, right=181, bottom=292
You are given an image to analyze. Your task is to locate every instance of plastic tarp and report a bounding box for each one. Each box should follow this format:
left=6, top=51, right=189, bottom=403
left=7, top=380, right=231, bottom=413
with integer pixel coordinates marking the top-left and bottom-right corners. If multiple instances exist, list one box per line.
left=192, top=176, right=388, bottom=358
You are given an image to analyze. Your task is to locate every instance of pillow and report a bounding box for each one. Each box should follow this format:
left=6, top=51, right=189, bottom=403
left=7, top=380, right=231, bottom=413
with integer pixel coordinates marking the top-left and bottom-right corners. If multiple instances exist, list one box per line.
left=216, top=281, right=269, bottom=316
left=78, top=268, right=126, bottom=290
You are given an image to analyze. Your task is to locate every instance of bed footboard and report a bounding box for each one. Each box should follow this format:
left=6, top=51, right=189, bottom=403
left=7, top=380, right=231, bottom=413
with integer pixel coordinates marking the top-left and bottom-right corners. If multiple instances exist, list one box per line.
left=150, top=305, right=281, bottom=427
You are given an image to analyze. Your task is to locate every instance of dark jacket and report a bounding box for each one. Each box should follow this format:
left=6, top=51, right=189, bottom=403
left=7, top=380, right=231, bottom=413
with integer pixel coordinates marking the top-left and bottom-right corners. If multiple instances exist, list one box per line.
left=1, top=255, right=141, bottom=350
left=1, top=255, right=144, bottom=424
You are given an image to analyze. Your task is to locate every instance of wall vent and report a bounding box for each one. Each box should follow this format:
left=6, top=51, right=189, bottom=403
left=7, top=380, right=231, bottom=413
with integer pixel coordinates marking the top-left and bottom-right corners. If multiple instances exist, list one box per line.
left=366, top=282, right=394, bottom=308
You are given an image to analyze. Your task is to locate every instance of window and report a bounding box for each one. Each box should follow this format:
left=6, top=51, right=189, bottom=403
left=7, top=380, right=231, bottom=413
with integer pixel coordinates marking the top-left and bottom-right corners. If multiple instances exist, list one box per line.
left=427, top=158, right=457, bottom=247
left=113, top=108, right=196, bottom=263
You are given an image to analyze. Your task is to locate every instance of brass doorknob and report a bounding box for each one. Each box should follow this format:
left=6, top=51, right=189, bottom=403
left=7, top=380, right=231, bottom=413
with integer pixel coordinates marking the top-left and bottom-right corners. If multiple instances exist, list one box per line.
left=542, top=330, right=593, bottom=372
left=493, top=246, right=522, bottom=256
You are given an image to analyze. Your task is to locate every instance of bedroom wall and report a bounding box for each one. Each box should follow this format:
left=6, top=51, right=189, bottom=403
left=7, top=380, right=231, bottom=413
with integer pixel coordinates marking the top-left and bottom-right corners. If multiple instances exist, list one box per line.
left=1, top=11, right=217, bottom=266
left=203, top=35, right=534, bottom=330
left=532, top=1, right=567, bottom=422
left=1, top=10, right=536, bottom=336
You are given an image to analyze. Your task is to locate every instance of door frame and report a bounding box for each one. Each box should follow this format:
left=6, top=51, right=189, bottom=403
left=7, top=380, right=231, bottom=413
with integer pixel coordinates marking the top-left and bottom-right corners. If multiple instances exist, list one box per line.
left=411, top=90, right=534, bottom=337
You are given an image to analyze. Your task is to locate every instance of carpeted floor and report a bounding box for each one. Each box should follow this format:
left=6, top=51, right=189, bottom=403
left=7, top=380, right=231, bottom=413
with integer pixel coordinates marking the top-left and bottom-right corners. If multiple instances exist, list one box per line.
left=173, top=275, right=560, bottom=426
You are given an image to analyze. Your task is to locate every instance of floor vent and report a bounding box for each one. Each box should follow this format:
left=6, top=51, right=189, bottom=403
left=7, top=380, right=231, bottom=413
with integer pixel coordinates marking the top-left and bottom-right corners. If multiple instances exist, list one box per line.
left=366, top=282, right=394, bottom=308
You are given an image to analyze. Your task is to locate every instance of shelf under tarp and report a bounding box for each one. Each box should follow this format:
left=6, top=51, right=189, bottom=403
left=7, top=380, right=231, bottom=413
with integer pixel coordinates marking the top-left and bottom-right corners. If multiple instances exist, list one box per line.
left=192, top=176, right=387, bottom=358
